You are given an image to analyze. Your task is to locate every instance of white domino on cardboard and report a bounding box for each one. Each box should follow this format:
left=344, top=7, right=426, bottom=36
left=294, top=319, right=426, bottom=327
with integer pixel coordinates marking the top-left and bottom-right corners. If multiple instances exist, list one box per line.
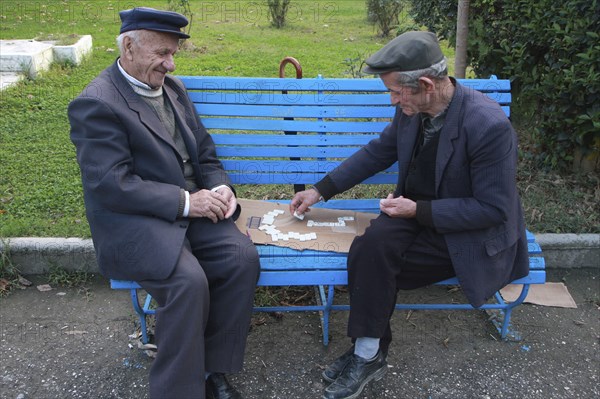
left=293, top=210, right=305, bottom=220
left=258, top=208, right=342, bottom=243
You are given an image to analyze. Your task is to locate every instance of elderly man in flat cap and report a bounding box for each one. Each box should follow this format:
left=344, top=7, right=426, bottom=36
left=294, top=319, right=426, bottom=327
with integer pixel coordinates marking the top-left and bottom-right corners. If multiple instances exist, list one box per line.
left=291, top=31, right=528, bottom=399
left=68, top=7, right=259, bottom=399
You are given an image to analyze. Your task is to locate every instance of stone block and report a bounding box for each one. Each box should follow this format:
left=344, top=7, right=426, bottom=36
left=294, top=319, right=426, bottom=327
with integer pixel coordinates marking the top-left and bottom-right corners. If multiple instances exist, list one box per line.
left=52, top=35, right=93, bottom=65
left=0, top=39, right=54, bottom=78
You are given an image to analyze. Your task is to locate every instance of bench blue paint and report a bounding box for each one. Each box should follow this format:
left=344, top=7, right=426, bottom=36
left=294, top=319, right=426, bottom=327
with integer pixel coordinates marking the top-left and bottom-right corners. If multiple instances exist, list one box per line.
left=110, top=75, right=545, bottom=345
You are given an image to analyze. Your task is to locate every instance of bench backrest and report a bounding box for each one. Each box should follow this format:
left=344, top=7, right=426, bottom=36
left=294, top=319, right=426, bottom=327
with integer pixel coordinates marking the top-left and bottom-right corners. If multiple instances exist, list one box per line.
left=179, top=75, right=511, bottom=187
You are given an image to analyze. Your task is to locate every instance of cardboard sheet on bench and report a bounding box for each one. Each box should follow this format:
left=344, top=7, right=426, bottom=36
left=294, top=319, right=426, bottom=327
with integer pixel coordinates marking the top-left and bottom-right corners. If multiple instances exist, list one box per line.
left=236, top=199, right=377, bottom=253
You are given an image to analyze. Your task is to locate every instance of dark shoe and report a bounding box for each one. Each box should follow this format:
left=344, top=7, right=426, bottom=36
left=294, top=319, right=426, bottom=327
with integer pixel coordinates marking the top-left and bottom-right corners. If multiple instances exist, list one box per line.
left=322, top=351, right=387, bottom=399
left=322, top=346, right=355, bottom=383
left=206, top=373, right=243, bottom=399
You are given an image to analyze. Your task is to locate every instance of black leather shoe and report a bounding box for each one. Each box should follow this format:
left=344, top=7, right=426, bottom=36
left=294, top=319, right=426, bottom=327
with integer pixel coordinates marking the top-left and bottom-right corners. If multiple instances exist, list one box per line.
left=206, top=373, right=243, bottom=399
left=322, top=346, right=355, bottom=383
left=322, top=351, right=387, bottom=399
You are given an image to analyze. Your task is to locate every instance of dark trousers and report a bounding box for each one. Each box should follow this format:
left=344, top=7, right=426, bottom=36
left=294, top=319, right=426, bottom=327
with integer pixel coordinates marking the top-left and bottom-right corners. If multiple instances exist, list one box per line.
left=139, top=217, right=260, bottom=399
left=346, top=214, right=455, bottom=354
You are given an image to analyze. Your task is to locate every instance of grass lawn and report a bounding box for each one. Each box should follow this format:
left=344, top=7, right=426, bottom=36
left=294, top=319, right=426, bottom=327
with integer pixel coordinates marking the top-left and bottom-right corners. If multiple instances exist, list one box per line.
left=0, top=0, right=598, bottom=238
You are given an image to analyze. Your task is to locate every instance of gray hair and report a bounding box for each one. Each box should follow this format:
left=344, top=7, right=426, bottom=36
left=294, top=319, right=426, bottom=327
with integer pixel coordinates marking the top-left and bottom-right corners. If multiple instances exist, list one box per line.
left=116, top=30, right=143, bottom=54
left=392, top=57, right=449, bottom=88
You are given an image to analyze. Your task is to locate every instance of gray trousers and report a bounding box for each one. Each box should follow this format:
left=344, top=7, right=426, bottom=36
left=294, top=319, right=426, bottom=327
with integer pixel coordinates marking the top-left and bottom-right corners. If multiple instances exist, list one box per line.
left=139, top=217, right=260, bottom=399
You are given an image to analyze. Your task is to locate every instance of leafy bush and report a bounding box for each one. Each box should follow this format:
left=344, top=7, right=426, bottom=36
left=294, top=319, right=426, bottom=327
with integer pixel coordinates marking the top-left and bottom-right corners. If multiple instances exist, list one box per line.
left=166, top=0, right=193, bottom=36
left=267, top=0, right=291, bottom=28
left=366, top=0, right=405, bottom=37
left=407, top=0, right=455, bottom=38
left=365, top=0, right=378, bottom=23
left=409, top=0, right=600, bottom=170
left=342, top=53, right=369, bottom=78
left=495, top=1, right=600, bottom=170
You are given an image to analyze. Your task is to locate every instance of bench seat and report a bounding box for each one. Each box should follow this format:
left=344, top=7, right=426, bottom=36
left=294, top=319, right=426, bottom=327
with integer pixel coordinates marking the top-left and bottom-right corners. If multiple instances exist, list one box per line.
left=110, top=74, right=545, bottom=346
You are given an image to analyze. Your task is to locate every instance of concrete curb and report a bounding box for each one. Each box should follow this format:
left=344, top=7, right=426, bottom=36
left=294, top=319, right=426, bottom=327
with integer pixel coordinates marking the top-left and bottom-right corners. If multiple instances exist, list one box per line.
left=1, top=234, right=598, bottom=275
left=1, top=238, right=98, bottom=274
left=536, top=233, right=599, bottom=269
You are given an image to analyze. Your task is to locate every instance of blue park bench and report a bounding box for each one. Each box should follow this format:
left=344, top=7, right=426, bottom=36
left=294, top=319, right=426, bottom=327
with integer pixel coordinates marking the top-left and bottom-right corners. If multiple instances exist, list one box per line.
left=111, top=66, right=546, bottom=346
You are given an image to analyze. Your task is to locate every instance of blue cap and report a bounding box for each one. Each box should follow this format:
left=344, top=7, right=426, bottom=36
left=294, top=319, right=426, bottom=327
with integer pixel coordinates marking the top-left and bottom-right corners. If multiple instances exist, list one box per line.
left=119, top=7, right=190, bottom=39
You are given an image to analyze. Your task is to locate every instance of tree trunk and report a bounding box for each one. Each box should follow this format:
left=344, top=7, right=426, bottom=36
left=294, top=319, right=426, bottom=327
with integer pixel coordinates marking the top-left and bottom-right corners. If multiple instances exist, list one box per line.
left=455, top=0, right=470, bottom=78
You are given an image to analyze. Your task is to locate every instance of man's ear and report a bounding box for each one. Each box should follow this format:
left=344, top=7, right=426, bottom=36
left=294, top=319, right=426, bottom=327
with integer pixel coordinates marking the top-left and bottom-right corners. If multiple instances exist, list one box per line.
left=122, top=36, right=135, bottom=61
left=417, top=77, right=436, bottom=93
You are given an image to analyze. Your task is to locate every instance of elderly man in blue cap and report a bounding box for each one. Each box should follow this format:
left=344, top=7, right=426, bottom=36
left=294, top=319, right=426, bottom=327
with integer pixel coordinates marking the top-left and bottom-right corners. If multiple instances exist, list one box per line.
left=290, top=31, right=529, bottom=399
left=68, top=7, right=260, bottom=399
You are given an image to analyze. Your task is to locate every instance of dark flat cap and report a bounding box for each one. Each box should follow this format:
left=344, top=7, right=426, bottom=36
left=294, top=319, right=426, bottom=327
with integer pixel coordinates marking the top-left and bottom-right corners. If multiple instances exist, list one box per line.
left=119, top=7, right=190, bottom=39
left=363, top=31, right=444, bottom=74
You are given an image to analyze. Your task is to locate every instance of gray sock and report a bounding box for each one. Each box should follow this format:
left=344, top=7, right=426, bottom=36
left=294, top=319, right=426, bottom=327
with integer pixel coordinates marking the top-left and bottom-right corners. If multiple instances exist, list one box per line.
left=354, top=337, right=380, bottom=360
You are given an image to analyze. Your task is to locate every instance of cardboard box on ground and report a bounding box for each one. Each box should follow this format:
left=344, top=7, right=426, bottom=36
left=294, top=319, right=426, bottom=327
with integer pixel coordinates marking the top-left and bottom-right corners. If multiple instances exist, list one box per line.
left=235, top=199, right=377, bottom=253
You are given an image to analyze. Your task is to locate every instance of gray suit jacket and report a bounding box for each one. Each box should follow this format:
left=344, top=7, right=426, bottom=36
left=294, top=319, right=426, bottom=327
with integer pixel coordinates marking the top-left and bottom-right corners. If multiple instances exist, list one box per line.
left=68, top=61, right=231, bottom=281
left=318, top=81, right=529, bottom=307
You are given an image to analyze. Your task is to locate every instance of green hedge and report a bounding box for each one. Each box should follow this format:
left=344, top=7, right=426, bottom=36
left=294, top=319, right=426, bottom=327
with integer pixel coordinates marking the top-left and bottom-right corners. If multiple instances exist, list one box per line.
left=409, top=0, right=600, bottom=169
left=365, top=0, right=405, bottom=36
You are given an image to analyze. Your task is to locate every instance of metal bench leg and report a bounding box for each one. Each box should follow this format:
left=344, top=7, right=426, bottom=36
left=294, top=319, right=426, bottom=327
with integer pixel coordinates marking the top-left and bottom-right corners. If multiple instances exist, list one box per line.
left=141, top=293, right=155, bottom=344
left=130, top=289, right=149, bottom=344
left=491, top=284, right=531, bottom=340
left=324, top=285, right=336, bottom=346
left=501, top=308, right=513, bottom=339
left=317, top=285, right=336, bottom=346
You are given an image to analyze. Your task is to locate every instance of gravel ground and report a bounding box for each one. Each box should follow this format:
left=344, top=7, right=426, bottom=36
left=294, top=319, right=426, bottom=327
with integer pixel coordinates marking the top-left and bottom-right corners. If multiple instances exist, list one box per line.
left=1, top=268, right=598, bottom=399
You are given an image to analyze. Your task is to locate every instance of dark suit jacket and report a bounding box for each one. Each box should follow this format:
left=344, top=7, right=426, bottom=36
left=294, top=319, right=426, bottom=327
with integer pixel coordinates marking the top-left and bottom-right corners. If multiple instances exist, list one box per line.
left=68, top=61, right=231, bottom=281
left=317, top=80, right=529, bottom=307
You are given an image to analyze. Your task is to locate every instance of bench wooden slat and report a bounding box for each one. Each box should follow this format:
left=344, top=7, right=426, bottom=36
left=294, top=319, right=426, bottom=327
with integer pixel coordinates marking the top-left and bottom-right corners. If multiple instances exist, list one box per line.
left=112, top=269, right=545, bottom=290
left=197, top=104, right=396, bottom=119
left=220, top=160, right=397, bottom=174
left=529, top=256, right=545, bottom=270
left=258, top=270, right=348, bottom=286
left=258, top=254, right=545, bottom=271
left=212, top=133, right=377, bottom=146
left=258, top=269, right=545, bottom=287
left=256, top=245, right=346, bottom=258
left=202, top=118, right=390, bottom=133
left=217, top=146, right=363, bottom=158
left=190, top=92, right=511, bottom=108
left=258, top=260, right=347, bottom=271
left=528, top=242, right=542, bottom=254
left=112, top=267, right=545, bottom=290
left=189, top=92, right=394, bottom=106
left=181, top=76, right=391, bottom=92
left=180, top=76, right=511, bottom=92
left=256, top=261, right=546, bottom=275
left=458, top=79, right=511, bottom=92
left=227, top=173, right=397, bottom=185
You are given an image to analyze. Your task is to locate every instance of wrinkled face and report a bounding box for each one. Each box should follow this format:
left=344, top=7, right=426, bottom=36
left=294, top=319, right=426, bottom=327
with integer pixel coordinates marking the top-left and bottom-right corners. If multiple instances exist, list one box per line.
left=380, top=72, right=431, bottom=116
left=122, top=30, right=179, bottom=89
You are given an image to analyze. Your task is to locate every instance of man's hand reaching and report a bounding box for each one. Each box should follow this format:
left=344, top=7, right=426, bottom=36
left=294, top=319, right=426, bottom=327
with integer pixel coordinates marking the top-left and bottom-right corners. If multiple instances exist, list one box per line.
left=379, top=193, right=417, bottom=218
left=289, top=188, right=321, bottom=217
